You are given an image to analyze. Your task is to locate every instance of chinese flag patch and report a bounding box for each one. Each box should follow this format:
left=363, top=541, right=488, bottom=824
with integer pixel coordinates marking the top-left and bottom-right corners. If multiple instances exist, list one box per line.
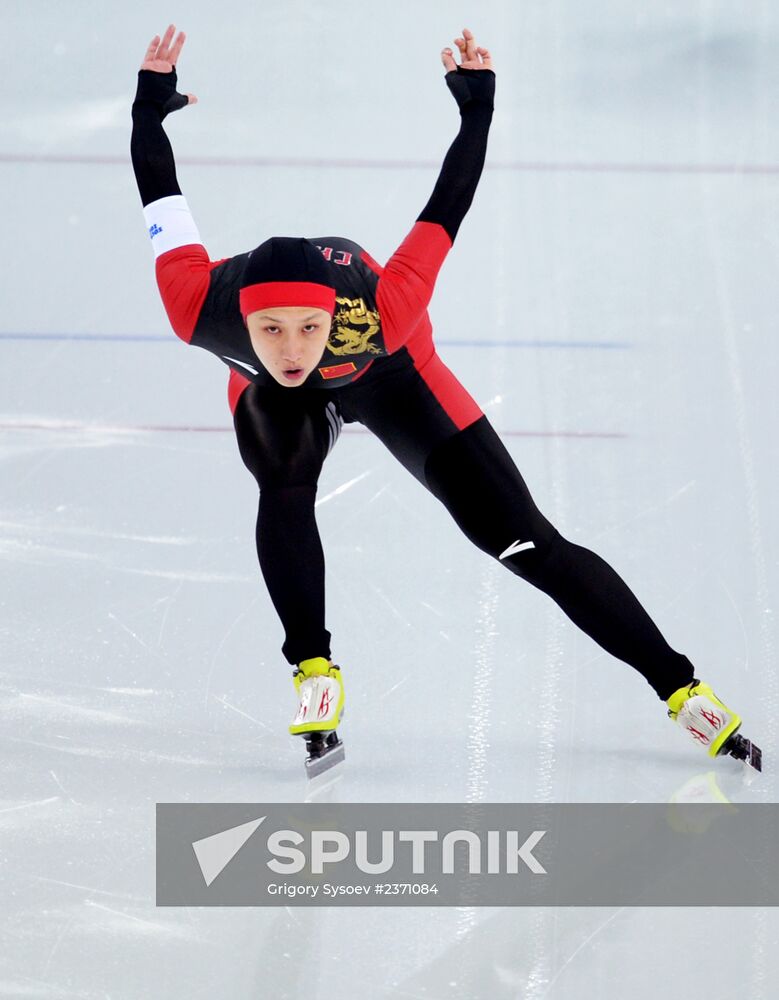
left=319, top=362, right=357, bottom=380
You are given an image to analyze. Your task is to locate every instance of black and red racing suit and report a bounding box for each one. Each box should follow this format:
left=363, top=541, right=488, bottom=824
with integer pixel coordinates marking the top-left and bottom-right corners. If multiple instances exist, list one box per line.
left=130, top=63, right=695, bottom=700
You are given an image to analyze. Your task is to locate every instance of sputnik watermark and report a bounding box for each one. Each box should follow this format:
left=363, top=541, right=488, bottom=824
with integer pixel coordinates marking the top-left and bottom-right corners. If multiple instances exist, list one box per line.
left=192, top=819, right=547, bottom=886
left=157, top=803, right=779, bottom=906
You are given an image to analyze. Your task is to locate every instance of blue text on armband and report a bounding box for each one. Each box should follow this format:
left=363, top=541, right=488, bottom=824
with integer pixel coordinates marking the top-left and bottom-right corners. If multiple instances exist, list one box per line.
left=149, top=223, right=164, bottom=239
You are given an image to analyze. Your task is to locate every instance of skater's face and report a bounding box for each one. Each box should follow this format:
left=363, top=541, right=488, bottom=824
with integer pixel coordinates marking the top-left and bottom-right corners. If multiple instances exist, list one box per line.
left=246, top=306, right=332, bottom=386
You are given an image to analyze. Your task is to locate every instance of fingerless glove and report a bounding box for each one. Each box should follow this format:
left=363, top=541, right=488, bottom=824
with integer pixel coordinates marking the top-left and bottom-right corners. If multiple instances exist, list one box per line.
left=132, top=68, right=190, bottom=120
left=444, top=66, right=495, bottom=112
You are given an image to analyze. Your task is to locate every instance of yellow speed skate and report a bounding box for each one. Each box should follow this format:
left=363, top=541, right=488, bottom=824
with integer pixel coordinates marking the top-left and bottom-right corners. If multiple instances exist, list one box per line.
left=667, top=679, right=761, bottom=771
left=289, top=656, right=345, bottom=778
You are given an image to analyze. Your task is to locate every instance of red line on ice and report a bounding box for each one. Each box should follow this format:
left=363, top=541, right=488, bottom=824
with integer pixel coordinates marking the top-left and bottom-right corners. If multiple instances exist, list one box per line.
left=0, top=421, right=627, bottom=440
left=1, top=151, right=777, bottom=176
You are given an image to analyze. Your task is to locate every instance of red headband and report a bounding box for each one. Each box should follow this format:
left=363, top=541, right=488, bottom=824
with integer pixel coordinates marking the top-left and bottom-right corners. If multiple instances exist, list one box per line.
left=239, top=281, right=336, bottom=320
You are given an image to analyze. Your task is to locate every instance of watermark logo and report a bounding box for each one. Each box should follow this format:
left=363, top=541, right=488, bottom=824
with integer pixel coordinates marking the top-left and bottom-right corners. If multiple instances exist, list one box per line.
left=190, top=819, right=545, bottom=885
left=156, top=803, right=779, bottom=907
left=192, top=816, right=266, bottom=887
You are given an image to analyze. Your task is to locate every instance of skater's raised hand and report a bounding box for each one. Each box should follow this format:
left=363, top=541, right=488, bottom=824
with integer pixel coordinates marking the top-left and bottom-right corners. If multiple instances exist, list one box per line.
left=135, top=24, right=198, bottom=119
left=441, top=27, right=494, bottom=73
left=141, top=25, right=191, bottom=78
left=440, top=27, right=495, bottom=112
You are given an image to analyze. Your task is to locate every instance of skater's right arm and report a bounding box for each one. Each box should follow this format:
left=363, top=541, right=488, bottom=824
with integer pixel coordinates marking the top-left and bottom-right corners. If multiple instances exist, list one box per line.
left=377, top=29, right=495, bottom=352
left=131, top=26, right=216, bottom=343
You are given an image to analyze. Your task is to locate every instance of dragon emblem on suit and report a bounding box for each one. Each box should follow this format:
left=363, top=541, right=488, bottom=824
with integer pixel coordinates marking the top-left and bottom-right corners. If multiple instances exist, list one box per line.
left=327, top=296, right=383, bottom=356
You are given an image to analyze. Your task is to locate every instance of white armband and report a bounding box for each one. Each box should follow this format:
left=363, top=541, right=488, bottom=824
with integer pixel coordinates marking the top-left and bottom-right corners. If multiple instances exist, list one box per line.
left=142, top=195, right=203, bottom=258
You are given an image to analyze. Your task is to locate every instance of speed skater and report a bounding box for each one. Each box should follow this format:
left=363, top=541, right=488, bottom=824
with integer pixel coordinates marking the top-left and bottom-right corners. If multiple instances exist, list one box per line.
left=130, top=24, right=761, bottom=776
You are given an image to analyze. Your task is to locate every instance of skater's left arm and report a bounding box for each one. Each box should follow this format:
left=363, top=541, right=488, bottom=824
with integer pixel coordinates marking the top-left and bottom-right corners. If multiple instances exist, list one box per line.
left=131, top=27, right=225, bottom=343
left=377, top=28, right=495, bottom=351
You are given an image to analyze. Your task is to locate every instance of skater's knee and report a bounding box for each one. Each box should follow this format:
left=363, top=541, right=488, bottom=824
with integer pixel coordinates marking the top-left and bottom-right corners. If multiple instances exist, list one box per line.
left=234, top=414, right=325, bottom=488
left=238, top=448, right=300, bottom=489
left=258, top=457, right=322, bottom=490
left=259, top=481, right=318, bottom=511
left=424, top=418, right=563, bottom=571
left=234, top=393, right=328, bottom=489
left=492, top=521, right=561, bottom=579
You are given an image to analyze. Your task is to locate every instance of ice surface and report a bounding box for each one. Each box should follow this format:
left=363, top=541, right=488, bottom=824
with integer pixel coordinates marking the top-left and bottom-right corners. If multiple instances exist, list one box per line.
left=1, top=1, right=778, bottom=997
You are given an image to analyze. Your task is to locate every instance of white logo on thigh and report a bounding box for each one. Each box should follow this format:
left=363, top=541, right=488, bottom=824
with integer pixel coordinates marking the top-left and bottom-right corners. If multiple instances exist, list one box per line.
left=499, top=539, right=536, bottom=560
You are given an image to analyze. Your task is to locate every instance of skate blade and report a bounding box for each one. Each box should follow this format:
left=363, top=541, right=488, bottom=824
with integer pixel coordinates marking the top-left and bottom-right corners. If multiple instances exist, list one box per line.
left=305, top=739, right=345, bottom=779
left=722, top=733, right=762, bottom=772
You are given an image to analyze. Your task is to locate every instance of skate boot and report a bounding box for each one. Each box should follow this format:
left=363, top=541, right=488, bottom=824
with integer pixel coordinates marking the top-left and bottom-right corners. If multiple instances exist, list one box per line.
left=289, top=656, right=345, bottom=778
left=666, top=679, right=762, bottom=772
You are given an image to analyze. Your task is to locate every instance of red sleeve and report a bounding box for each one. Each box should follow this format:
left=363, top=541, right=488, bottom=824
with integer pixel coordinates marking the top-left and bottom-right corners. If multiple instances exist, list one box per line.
left=376, top=221, right=452, bottom=353
left=228, top=367, right=252, bottom=414
left=154, top=244, right=229, bottom=344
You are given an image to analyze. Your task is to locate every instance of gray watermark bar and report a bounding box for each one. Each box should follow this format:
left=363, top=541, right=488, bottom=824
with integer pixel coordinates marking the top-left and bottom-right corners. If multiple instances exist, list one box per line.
left=156, top=803, right=779, bottom=907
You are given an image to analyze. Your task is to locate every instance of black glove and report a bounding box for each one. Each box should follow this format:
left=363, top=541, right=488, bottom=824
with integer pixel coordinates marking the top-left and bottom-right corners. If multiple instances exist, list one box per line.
left=445, top=66, right=495, bottom=112
left=133, top=68, right=190, bottom=121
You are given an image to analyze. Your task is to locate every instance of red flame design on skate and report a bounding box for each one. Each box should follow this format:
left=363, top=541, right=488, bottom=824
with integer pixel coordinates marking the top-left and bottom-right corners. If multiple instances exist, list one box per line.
left=701, top=709, right=722, bottom=729
left=317, top=688, right=333, bottom=719
left=687, top=725, right=710, bottom=745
